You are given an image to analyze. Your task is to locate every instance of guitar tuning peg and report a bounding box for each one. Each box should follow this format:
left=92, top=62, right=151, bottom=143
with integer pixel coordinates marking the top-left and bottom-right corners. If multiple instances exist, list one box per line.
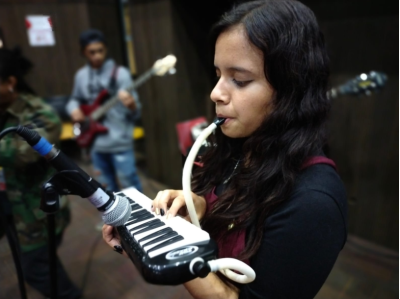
left=168, top=68, right=176, bottom=75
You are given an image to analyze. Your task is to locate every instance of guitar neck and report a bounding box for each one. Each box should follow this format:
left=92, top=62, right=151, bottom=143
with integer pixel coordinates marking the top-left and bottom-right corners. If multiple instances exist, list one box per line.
left=91, top=68, right=155, bottom=120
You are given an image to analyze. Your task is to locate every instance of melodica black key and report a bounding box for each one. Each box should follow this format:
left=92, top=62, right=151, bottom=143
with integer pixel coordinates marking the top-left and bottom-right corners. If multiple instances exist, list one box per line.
left=130, top=203, right=142, bottom=211
left=137, top=227, right=173, bottom=243
left=115, top=187, right=218, bottom=285
left=130, top=219, right=164, bottom=235
left=127, top=208, right=148, bottom=220
left=141, top=230, right=178, bottom=247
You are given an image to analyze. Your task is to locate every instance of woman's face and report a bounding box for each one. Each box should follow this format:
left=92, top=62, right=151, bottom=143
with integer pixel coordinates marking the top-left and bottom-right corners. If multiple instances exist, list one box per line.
left=211, top=25, right=274, bottom=138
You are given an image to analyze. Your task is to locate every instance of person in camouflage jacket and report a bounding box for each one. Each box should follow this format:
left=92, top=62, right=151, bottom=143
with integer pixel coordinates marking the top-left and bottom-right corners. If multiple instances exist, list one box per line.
left=0, top=93, right=71, bottom=251
left=0, top=48, right=81, bottom=299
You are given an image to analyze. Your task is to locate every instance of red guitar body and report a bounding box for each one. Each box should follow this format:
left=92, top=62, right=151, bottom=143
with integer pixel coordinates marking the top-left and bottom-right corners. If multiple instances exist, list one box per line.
left=75, top=89, right=110, bottom=148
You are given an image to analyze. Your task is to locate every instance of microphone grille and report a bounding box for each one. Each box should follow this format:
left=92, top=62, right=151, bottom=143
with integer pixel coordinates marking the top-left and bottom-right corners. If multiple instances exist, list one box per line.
left=102, top=194, right=131, bottom=226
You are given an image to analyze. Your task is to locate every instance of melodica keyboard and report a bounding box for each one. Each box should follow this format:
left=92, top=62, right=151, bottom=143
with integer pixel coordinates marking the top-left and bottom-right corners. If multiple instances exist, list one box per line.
left=116, top=187, right=218, bottom=285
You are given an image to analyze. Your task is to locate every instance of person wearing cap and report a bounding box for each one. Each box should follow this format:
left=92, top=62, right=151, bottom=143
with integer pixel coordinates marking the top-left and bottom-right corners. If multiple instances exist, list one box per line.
left=66, top=29, right=142, bottom=193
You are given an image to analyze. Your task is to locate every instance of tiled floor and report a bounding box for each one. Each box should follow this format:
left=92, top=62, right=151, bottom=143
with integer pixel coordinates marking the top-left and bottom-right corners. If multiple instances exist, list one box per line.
left=0, top=159, right=398, bottom=299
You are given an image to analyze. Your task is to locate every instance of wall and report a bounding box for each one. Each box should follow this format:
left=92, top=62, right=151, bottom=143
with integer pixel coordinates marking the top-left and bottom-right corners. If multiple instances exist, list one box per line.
left=128, top=0, right=212, bottom=188
left=304, top=0, right=399, bottom=250
left=0, top=0, right=124, bottom=97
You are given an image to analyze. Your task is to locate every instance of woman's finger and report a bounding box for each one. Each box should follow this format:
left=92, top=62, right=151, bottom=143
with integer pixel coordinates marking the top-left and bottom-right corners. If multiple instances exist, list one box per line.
left=152, top=191, right=164, bottom=213
left=154, top=190, right=182, bottom=216
left=166, top=195, right=186, bottom=219
left=102, top=225, right=128, bottom=258
left=102, top=224, right=115, bottom=247
left=157, top=190, right=176, bottom=215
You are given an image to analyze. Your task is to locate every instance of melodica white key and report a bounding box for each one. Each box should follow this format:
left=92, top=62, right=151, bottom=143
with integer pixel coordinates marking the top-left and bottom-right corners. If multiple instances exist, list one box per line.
left=118, top=187, right=209, bottom=258
left=115, top=187, right=218, bottom=285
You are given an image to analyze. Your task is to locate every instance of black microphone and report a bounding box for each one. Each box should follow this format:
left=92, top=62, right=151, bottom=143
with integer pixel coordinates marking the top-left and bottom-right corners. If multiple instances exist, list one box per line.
left=11, top=126, right=131, bottom=226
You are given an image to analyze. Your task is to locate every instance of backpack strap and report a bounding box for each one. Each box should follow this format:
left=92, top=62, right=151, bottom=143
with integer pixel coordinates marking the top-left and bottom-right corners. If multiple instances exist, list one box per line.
left=301, top=156, right=337, bottom=171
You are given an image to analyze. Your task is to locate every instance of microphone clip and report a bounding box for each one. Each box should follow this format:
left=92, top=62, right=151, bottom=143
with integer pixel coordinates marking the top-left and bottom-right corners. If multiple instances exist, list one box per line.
left=40, top=170, right=95, bottom=215
left=42, top=170, right=97, bottom=198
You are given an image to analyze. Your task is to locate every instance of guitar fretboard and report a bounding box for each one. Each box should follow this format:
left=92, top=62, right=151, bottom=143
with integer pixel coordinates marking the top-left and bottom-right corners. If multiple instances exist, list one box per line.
left=91, top=67, right=155, bottom=121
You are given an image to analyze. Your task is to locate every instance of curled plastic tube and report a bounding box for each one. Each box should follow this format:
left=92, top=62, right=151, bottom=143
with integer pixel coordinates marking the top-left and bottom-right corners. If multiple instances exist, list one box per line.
left=208, top=258, right=256, bottom=284
left=182, top=119, right=224, bottom=228
left=181, top=118, right=256, bottom=284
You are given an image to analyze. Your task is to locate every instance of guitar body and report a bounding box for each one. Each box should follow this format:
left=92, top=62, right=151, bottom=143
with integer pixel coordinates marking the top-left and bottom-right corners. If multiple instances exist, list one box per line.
left=75, top=89, right=110, bottom=148
left=75, top=119, right=108, bottom=148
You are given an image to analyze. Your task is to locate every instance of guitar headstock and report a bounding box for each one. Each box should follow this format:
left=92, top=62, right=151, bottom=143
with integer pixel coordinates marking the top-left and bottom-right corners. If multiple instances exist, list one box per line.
left=331, top=71, right=388, bottom=99
left=153, top=54, right=177, bottom=76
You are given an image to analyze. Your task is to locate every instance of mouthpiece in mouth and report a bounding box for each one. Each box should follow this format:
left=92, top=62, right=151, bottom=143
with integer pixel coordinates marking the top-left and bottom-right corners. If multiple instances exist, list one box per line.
left=214, top=118, right=226, bottom=126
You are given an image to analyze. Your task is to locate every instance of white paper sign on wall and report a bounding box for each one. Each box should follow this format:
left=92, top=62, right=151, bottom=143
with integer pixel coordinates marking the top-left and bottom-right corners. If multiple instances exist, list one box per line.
left=25, top=15, right=55, bottom=47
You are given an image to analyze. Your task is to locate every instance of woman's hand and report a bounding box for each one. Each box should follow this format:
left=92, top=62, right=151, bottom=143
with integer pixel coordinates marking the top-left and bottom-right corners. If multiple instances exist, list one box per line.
left=102, top=224, right=129, bottom=258
left=152, top=190, right=206, bottom=222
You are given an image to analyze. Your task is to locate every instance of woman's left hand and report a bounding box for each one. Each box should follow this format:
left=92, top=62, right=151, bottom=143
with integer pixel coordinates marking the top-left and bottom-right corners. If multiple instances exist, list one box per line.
left=102, top=224, right=129, bottom=258
left=152, top=189, right=207, bottom=222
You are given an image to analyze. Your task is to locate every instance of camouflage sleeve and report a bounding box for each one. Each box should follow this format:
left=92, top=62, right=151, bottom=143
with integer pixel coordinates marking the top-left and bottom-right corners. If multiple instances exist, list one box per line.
left=0, top=99, right=61, bottom=169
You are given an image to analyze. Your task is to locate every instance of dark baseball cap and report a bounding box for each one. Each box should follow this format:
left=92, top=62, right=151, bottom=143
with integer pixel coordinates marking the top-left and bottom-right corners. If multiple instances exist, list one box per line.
left=79, top=29, right=106, bottom=49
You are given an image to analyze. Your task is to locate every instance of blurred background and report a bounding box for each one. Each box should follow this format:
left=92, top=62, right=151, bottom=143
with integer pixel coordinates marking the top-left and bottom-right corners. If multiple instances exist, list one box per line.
left=0, top=0, right=398, bottom=298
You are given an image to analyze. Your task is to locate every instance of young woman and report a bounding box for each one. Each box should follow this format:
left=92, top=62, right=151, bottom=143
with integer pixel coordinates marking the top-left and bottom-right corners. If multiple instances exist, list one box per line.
left=0, top=47, right=81, bottom=299
left=103, top=1, right=347, bottom=298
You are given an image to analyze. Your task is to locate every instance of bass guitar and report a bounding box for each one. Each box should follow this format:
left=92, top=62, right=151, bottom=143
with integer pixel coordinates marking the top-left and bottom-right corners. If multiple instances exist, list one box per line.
left=328, top=70, right=387, bottom=99
left=73, top=54, right=177, bottom=148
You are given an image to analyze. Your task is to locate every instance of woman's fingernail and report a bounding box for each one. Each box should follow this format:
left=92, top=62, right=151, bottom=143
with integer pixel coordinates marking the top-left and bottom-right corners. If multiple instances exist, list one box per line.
left=156, top=208, right=160, bottom=215
left=166, top=212, right=170, bottom=220
left=160, top=209, right=165, bottom=216
left=113, top=245, right=123, bottom=254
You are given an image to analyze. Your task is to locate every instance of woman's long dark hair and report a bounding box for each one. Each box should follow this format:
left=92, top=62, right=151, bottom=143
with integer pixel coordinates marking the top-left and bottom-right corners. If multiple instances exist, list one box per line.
left=0, top=47, right=35, bottom=94
left=192, top=0, right=330, bottom=261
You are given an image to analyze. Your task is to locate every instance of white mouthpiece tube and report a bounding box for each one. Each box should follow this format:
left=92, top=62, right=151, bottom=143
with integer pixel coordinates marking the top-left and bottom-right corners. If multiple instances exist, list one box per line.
left=182, top=119, right=256, bottom=284
left=208, top=258, right=256, bottom=284
left=182, top=122, right=217, bottom=228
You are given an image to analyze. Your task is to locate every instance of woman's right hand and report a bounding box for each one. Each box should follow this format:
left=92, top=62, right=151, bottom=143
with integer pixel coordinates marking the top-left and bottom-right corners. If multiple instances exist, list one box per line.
left=102, top=224, right=129, bottom=258
left=152, top=190, right=207, bottom=223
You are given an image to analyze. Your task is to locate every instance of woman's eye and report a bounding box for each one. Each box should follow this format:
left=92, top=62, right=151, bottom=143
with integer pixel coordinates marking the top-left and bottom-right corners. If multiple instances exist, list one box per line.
left=232, top=79, right=251, bottom=87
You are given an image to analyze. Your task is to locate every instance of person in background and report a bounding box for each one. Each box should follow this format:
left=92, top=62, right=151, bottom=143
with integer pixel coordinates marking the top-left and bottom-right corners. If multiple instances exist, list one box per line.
left=103, top=0, right=348, bottom=298
left=0, top=47, right=81, bottom=299
left=66, top=29, right=142, bottom=193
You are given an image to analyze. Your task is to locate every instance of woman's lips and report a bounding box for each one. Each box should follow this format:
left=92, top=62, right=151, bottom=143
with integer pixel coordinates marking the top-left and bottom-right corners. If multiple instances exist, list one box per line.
left=217, top=114, right=233, bottom=125
left=220, top=117, right=232, bottom=125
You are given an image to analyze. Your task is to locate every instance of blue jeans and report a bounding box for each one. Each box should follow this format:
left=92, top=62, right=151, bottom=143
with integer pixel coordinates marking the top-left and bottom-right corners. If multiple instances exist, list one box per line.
left=91, top=149, right=142, bottom=193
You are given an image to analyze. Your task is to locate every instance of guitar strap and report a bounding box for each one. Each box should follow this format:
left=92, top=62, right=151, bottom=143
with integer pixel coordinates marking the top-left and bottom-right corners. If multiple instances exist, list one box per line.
left=87, top=62, right=119, bottom=102
left=107, top=63, right=119, bottom=95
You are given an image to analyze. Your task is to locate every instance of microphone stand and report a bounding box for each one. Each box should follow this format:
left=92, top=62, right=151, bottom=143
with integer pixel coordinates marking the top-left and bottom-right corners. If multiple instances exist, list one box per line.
left=40, top=170, right=101, bottom=299
left=40, top=182, right=60, bottom=299
left=0, top=190, right=27, bottom=299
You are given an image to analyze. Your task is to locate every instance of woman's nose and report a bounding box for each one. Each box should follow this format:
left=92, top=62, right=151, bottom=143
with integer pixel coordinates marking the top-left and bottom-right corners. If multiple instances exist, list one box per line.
left=210, top=78, right=229, bottom=104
